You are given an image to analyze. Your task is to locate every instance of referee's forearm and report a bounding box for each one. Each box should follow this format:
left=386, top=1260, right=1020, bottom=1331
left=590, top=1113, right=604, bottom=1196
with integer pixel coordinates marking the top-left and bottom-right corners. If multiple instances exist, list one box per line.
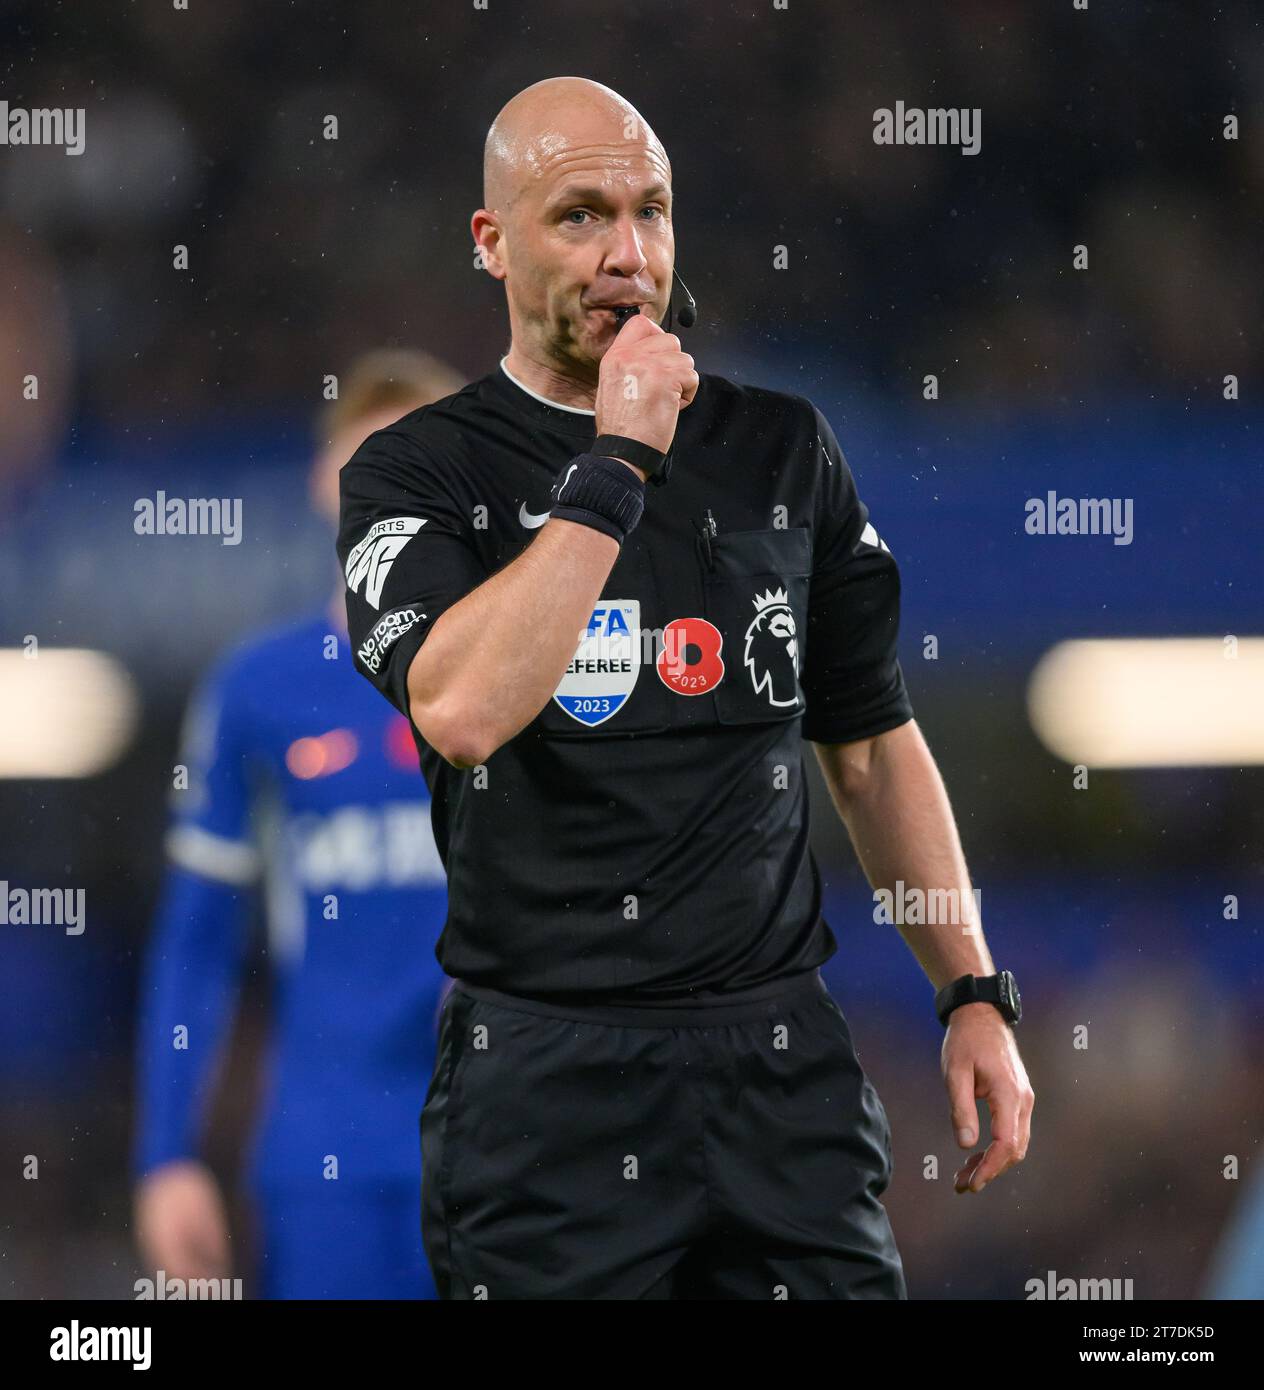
left=816, top=722, right=996, bottom=989
left=407, top=519, right=620, bottom=767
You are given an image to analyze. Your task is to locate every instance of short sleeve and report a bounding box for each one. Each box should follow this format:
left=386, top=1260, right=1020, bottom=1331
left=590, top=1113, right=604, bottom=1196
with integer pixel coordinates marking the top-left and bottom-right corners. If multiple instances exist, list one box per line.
left=337, top=425, right=486, bottom=719
left=165, top=655, right=262, bottom=885
left=798, top=404, right=915, bottom=744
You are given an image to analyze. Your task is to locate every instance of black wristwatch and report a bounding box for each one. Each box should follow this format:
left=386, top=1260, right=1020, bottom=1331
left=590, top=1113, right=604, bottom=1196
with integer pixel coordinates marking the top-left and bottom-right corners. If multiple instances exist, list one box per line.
left=592, top=432, right=673, bottom=488
left=934, top=971, right=1022, bottom=1028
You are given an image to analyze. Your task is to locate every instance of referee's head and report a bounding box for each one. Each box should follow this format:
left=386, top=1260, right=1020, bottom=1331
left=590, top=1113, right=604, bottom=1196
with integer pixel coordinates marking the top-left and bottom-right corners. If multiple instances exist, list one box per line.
left=473, top=77, right=674, bottom=383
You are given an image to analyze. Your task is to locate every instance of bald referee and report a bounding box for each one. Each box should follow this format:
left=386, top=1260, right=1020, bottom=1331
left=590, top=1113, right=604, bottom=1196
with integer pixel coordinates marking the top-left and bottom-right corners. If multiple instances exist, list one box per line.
left=338, top=77, right=1034, bottom=1300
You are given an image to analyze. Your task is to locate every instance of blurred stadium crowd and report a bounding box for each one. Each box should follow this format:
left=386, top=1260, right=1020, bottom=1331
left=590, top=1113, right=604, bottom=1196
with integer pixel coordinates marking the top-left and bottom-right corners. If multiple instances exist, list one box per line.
left=1, top=0, right=1261, bottom=1299
left=2, top=0, right=1261, bottom=485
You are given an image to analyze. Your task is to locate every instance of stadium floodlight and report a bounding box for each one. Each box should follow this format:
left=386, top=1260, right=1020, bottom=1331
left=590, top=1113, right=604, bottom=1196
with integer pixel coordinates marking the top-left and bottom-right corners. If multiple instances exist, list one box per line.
left=0, top=648, right=139, bottom=777
left=1028, top=637, right=1264, bottom=768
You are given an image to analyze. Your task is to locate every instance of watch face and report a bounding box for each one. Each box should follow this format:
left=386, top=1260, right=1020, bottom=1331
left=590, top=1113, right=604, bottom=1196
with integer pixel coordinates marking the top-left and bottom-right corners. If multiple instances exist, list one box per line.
left=1000, top=971, right=1022, bottom=1023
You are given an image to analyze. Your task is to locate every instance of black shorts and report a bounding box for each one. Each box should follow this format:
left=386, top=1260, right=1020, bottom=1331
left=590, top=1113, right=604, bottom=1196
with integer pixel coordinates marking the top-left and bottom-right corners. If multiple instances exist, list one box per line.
left=420, top=968, right=906, bottom=1300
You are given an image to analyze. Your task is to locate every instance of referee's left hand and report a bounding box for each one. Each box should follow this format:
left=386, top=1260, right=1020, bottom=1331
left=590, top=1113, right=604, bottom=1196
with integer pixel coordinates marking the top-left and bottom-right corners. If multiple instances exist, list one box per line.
left=942, top=1003, right=1034, bottom=1194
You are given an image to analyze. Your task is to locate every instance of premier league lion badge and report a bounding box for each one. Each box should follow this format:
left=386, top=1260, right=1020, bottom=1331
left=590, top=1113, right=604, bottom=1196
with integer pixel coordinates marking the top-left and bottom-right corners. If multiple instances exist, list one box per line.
left=744, top=586, right=800, bottom=708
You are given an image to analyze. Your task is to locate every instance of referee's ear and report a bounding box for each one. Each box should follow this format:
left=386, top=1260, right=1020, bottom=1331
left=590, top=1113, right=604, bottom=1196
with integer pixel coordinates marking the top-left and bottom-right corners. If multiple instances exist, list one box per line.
left=471, top=209, right=508, bottom=280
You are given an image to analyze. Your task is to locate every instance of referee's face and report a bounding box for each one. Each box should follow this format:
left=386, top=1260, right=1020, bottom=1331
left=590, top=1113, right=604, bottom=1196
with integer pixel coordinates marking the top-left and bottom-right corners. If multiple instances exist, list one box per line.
left=489, top=142, right=675, bottom=375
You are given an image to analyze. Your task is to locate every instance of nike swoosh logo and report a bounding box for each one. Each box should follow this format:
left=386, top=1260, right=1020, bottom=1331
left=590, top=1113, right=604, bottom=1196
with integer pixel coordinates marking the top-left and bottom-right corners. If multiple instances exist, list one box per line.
left=519, top=502, right=551, bottom=529
left=555, top=463, right=579, bottom=503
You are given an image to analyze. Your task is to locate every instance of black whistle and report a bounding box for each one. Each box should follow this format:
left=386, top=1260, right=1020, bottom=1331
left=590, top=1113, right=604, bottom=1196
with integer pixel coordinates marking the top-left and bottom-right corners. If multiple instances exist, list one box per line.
left=612, top=306, right=639, bottom=328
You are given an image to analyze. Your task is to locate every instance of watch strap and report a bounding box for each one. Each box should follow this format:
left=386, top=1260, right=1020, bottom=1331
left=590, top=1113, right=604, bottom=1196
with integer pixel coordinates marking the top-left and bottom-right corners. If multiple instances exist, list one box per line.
left=592, top=433, right=673, bottom=487
left=935, top=972, right=1021, bottom=1028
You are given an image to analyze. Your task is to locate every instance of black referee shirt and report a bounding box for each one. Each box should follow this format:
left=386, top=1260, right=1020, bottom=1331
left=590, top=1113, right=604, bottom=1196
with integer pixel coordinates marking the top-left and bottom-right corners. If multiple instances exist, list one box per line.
left=337, top=361, right=914, bottom=1001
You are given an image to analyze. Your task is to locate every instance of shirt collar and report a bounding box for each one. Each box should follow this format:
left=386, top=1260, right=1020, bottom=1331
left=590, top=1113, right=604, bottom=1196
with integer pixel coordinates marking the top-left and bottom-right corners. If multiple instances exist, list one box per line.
left=498, top=356, right=596, bottom=417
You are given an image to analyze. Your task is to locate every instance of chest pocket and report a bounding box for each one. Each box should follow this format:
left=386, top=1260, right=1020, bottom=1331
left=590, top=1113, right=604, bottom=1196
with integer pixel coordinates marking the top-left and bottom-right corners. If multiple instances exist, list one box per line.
left=700, top=527, right=811, bottom=725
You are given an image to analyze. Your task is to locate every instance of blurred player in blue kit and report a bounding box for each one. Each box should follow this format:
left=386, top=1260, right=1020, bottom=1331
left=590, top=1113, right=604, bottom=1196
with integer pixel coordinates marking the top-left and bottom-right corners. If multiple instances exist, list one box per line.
left=131, top=350, right=465, bottom=1298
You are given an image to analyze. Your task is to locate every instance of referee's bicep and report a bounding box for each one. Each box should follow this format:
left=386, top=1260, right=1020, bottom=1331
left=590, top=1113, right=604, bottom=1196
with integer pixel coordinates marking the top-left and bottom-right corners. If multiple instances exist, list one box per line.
left=344, top=531, right=484, bottom=721
left=337, top=439, right=485, bottom=720
left=799, top=542, right=915, bottom=745
left=796, top=399, right=914, bottom=743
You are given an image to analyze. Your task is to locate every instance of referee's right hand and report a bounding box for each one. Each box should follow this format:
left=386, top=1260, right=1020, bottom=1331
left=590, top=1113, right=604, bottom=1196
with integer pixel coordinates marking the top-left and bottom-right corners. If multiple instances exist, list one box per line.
left=595, top=312, right=699, bottom=466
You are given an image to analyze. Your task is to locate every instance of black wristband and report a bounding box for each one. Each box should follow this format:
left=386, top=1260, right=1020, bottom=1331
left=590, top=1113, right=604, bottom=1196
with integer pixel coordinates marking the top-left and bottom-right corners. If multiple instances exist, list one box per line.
left=592, top=433, right=673, bottom=487
left=548, top=452, right=646, bottom=545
